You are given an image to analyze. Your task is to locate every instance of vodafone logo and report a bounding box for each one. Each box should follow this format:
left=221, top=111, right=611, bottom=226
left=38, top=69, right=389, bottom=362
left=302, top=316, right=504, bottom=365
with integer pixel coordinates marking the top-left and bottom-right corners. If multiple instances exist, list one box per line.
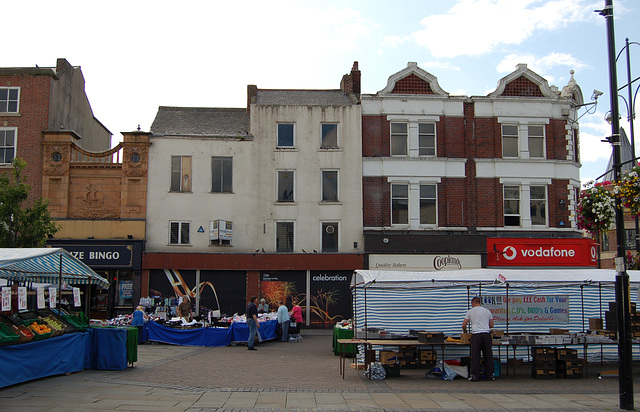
left=502, top=246, right=517, bottom=260
left=590, top=246, right=597, bottom=260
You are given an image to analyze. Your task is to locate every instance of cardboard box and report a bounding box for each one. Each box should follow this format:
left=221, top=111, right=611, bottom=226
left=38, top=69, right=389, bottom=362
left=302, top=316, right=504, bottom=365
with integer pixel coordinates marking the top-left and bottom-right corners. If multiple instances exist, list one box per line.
left=589, top=318, right=603, bottom=330
left=491, top=329, right=504, bottom=337
left=379, top=350, right=397, bottom=365
left=460, top=333, right=471, bottom=344
left=417, top=332, right=445, bottom=343
left=549, top=328, right=569, bottom=335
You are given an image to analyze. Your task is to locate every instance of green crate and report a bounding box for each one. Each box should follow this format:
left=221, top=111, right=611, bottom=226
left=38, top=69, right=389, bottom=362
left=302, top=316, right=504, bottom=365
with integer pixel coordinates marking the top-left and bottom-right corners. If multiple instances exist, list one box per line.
left=63, top=314, right=88, bottom=331
left=0, top=322, right=20, bottom=345
left=23, top=320, right=53, bottom=341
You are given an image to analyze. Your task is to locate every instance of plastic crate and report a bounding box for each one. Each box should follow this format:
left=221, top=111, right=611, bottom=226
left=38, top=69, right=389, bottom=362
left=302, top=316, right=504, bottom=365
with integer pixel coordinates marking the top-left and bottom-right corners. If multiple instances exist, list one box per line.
left=0, top=322, right=20, bottom=345
left=11, top=324, right=34, bottom=344
left=63, top=314, right=88, bottom=331
left=24, top=320, right=53, bottom=340
left=41, top=316, right=65, bottom=337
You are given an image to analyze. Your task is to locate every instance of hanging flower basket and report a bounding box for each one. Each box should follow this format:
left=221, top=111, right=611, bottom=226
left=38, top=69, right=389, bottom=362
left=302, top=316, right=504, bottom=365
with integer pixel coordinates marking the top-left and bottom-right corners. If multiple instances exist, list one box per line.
left=614, top=164, right=640, bottom=215
left=577, top=180, right=615, bottom=234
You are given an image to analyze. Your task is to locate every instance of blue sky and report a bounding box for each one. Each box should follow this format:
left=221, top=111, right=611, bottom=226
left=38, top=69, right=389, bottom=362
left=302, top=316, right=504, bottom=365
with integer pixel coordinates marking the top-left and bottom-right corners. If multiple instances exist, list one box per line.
left=5, top=0, right=639, bottom=185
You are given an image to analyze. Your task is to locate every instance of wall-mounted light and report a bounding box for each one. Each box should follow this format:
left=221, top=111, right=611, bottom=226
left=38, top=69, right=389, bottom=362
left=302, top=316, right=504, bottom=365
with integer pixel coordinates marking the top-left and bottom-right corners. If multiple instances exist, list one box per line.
left=382, top=238, right=389, bottom=244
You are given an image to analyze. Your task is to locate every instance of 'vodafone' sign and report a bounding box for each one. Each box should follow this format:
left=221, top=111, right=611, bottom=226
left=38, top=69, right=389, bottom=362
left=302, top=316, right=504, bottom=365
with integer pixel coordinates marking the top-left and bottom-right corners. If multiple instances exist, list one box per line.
left=487, top=238, right=597, bottom=267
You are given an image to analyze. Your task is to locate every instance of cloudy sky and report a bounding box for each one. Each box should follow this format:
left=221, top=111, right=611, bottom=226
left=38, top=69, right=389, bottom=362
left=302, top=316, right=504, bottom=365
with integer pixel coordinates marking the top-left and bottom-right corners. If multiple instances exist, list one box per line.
left=4, top=0, right=639, bottom=184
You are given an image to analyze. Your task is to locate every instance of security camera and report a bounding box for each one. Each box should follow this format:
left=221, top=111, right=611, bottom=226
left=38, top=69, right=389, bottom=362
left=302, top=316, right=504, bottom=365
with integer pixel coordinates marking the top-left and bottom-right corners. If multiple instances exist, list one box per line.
left=592, top=90, right=603, bottom=98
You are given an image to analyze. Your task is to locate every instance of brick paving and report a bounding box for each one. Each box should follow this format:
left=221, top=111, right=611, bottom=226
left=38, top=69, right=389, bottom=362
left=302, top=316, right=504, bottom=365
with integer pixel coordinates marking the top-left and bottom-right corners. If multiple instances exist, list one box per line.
left=0, top=331, right=638, bottom=411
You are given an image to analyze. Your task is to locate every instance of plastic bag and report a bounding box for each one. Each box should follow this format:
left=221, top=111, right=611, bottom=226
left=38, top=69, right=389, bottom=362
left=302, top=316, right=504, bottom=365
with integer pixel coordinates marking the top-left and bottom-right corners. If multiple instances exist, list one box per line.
left=435, top=361, right=468, bottom=380
left=364, top=361, right=387, bottom=380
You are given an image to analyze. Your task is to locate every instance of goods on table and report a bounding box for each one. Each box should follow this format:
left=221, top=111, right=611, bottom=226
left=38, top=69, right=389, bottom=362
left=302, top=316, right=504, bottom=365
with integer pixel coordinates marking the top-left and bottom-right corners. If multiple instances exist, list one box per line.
left=11, top=325, right=34, bottom=343
left=0, top=322, right=20, bottom=345
left=26, top=320, right=53, bottom=340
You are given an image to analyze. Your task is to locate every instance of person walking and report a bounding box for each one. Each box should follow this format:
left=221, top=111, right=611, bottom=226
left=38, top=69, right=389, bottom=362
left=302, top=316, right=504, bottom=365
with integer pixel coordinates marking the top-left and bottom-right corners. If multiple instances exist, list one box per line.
left=462, top=296, right=494, bottom=381
left=246, top=296, right=260, bottom=350
left=277, top=300, right=290, bottom=342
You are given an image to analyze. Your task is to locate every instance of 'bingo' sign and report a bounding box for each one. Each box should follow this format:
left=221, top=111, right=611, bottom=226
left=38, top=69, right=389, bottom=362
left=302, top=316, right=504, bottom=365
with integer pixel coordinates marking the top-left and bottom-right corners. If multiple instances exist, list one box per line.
left=482, top=295, right=569, bottom=323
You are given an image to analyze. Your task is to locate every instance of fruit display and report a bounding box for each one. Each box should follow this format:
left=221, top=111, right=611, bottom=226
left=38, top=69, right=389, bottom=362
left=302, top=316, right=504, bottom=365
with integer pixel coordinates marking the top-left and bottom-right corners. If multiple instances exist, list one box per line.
left=26, top=321, right=53, bottom=340
left=42, top=316, right=66, bottom=336
left=11, top=325, right=34, bottom=344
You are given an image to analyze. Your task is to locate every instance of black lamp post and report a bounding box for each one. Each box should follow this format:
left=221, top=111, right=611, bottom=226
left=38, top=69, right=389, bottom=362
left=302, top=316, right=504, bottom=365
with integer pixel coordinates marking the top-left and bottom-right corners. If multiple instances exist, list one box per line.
left=598, top=1, right=634, bottom=409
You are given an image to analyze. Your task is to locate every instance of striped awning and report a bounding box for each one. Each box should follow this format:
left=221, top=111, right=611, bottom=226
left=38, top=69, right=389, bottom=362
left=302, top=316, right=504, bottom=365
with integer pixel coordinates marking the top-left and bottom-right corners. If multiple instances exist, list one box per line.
left=0, top=248, right=109, bottom=289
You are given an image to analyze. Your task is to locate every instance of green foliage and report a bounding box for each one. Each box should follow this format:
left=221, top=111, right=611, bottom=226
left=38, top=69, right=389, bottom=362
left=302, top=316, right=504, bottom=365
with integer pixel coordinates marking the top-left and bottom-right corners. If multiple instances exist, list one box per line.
left=0, top=158, right=60, bottom=247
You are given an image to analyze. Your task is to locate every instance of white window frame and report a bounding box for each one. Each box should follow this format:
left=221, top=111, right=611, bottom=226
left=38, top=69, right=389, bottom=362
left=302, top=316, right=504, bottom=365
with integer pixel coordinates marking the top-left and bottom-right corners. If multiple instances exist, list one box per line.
left=277, top=170, right=295, bottom=202
left=390, top=122, right=408, bottom=156
left=528, top=125, right=546, bottom=159
left=169, top=221, right=190, bottom=245
left=170, top=155, right=192, bottom=192
left=275, top=221, right=295, bottom=252
left=529, top=185, right=548, bottom=226
left=0, top=87, right=20, bottom=113
left=321, top=170, right=339, bottom=202
left=321, top=221, right=339, bottom=252
left=321, top=123, right=339, bottom=149
left=277, top=123, right=295, bottom=148
left=0, top=127, right=17, bottom=165
left=391, top=183, right=409, bottom=225
left=503, top=185, right=521, bottom=227
left=418, top=123, right=436, bottom=156
left=501, top=124, right=519, bottom=158
left=419, top=183, right=437, bottom=226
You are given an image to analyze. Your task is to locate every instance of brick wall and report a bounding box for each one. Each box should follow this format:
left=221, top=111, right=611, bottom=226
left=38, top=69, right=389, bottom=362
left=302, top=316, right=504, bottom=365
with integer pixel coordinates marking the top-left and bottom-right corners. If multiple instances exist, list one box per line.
left=362, top=115, right=389, bottom=157
left=0, top=74, right=52, bottom=200
left=390, top=74, right=434, bottom=94
left=502, top=76, right=544, bottom=97
left=363, top=176, right=389, bottom=227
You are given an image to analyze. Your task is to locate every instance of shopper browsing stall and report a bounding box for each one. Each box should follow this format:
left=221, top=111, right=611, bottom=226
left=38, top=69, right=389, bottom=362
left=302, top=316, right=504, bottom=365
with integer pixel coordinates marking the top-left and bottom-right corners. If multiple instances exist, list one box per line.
left=277, top=300, right=290, bottom=342
left=246, top=296, right=260, bottom=350
left=179, top=295, right=192, bottom=322
left=462, top=296, right=494, bottom=381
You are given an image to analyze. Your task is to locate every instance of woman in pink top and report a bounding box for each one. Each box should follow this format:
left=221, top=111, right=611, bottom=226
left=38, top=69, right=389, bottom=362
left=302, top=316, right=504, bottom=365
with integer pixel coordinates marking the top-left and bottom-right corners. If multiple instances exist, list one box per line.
left=289, top=299, right=303, bottom=324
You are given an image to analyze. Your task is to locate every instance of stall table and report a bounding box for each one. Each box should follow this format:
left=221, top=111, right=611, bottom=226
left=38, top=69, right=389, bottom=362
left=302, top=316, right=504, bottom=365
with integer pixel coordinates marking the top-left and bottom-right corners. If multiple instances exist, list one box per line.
left=332, top=326, right=357, bottom=356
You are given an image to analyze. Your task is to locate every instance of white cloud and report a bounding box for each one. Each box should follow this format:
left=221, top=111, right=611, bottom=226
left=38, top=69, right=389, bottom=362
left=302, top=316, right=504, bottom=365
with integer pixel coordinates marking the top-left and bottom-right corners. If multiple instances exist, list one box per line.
left=579, top=111, right=614, bottom=163
left=382, top=35, right=411, bottom=48
left=412, top=0, right=595, bottom=58
left=421, top=61, right=461, bottom=71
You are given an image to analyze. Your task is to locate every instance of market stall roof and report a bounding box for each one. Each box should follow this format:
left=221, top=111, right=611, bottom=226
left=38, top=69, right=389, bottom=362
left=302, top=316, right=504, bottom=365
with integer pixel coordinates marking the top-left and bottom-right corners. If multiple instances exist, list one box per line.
left=0, top=248, right=109, bottom=289
left=352, top=268, right=640, bottom=289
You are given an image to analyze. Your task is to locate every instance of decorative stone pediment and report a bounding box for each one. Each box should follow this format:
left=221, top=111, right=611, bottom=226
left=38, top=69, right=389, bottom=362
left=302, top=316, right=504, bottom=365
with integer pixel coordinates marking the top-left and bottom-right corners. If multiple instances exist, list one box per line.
left=488, top=64, right=558, bottom=98
left=378, top=62, right=449, bottom=96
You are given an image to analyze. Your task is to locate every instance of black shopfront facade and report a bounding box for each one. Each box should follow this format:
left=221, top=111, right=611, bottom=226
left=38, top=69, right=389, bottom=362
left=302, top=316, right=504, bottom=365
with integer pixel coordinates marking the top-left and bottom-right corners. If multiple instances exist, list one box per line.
left=47, top=239, right=144, bottom=319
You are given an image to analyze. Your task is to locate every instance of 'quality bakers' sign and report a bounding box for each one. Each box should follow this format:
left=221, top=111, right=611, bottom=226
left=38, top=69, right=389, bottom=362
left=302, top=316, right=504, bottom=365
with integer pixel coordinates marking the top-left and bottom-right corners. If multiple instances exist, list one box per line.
left=487, top=238, right=597, bottom=267
left=369, top=254, right=482, bottom=272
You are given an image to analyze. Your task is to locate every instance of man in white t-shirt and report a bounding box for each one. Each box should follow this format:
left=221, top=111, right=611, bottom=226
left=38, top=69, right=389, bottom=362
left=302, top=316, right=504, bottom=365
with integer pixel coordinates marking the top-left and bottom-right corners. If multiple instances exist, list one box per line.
left=462, top=296, right=494, bottom=381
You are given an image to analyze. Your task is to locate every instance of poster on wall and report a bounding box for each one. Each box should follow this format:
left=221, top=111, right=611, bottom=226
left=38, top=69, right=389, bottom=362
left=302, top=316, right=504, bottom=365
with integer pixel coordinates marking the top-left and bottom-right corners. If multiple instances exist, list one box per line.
left=482, top=294, right=570, bottom=323
left=260, top=271, right=306, bottom=316
left=309, top=271, right=352, bottom=328
left=149, top=269, right=246, bottom=317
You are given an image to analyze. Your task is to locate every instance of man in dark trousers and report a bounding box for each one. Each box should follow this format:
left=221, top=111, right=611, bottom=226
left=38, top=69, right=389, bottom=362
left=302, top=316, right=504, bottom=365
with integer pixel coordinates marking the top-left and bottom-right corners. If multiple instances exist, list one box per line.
left=246, top=296, right=260, bottom=350
left=462, top=296, right=494, bottom=381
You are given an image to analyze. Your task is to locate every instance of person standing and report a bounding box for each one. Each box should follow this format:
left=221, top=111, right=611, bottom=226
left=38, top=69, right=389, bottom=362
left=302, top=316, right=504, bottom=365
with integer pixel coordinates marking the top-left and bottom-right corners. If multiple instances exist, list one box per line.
left=290, top=299, right=303, bottom=325
left=246, top=296, right=260, bottom=350
left=178, top=295, right=192, bottom=322
left=462, top=296, right=494, bottom=381
left=277, top=300, right=290, bottom=342
left=257, top=298, right=269, bottom=313
left=131, top=305, right=148, bottom=344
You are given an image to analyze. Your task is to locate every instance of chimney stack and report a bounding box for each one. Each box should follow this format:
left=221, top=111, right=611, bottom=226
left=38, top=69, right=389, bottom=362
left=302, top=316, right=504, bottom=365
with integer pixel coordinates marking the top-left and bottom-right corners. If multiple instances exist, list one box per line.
left=247, top=85, right=258, bottom=114
left=340, top=61, right=361, bottom=97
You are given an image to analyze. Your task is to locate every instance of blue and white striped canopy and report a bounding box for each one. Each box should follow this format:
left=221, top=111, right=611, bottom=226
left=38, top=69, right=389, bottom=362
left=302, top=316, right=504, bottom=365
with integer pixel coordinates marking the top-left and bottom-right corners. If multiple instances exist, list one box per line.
left=0, top=248, right=109, bottom=289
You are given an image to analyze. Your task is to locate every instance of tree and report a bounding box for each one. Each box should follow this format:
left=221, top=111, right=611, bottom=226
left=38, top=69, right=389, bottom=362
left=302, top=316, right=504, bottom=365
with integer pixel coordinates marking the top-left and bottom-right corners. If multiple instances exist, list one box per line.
left=0, top=158, right=60, bottom=247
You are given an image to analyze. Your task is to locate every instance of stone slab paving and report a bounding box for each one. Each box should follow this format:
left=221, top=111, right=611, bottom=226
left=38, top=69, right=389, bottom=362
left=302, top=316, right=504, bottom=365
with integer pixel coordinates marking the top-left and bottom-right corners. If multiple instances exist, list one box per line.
left=1, top=332, right=639, bottom=411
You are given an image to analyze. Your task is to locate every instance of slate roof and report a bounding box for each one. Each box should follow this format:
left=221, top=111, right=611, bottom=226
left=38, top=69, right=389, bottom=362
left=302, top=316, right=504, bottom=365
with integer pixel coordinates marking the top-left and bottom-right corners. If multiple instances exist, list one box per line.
left=150, top=107, right=251, bottom=138
left=256, top=89, right=355, bottom=106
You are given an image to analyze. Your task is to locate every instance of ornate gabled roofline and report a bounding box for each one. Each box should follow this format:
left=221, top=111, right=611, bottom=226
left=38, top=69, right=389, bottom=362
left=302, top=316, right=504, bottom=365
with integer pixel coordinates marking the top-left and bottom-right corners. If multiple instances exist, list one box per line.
left=377, top=62, right=449, bottom=96
left=487, top=63, right=558, bottom=98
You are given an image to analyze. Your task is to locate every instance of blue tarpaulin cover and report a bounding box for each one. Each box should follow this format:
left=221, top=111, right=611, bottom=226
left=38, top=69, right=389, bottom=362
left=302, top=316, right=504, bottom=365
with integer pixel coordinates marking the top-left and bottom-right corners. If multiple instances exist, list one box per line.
left=146, top=319, right=278, bottom=347
left=0, top=332, right=88, bottom=388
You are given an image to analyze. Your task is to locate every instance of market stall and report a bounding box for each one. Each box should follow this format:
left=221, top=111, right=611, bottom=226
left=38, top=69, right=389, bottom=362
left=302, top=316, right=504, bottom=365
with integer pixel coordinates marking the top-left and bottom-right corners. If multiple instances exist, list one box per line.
left=0, top=248, right=129, bottom=386
left=144, top=317, right=278, bottom=347
left=351, top=269, right=640, bottom=363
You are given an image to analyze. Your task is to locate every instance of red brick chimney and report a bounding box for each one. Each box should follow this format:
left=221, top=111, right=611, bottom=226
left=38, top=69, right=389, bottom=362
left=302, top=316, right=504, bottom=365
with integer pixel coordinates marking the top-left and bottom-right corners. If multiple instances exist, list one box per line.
left=340, top=61, right=360, bottom=97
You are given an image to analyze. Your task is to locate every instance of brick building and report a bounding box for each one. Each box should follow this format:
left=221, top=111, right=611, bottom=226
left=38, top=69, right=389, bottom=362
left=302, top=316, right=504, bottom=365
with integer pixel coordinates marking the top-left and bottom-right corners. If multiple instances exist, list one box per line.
left=362, top=62, right=596, bottom=271
left=0, top=58, right=111, bottom=199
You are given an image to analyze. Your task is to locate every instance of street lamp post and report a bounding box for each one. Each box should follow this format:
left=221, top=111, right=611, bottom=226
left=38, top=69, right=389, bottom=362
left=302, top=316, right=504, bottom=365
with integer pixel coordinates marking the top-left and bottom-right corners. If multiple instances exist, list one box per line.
left=599, top=1, right=634, bottom=409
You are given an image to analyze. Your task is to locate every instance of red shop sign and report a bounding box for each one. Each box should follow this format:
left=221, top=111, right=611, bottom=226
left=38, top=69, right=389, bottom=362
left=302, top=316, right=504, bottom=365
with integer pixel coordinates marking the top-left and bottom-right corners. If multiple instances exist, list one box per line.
left=487, top=238, right=597, bottom=267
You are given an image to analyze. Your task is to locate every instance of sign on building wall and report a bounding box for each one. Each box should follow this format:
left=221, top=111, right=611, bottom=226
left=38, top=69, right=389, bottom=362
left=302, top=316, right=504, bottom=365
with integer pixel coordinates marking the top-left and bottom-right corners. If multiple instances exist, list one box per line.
left=487, top=238, right=597, bottom=267
left=482, top=294, right=570, bottom=323
left=369, top=254, right=482, bottom=271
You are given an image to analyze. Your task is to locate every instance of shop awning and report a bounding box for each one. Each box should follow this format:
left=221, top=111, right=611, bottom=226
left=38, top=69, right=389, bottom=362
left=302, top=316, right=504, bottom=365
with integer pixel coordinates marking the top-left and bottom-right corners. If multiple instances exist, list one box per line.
left=0, top=248, right=109, bottom=289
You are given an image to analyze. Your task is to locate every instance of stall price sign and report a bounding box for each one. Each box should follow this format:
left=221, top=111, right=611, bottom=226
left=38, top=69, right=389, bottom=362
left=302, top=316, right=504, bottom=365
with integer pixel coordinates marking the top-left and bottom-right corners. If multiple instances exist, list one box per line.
left=73, top=287, right=81, bottom=307
left=49, top=287, right=57, bottom=309
left=1, top=287, right=10, bottom=311
left=482, top=294, right=569, bottom=323
left=37, top=288, right=45, bottom=309
left=18, top=287, right=27, bottom=310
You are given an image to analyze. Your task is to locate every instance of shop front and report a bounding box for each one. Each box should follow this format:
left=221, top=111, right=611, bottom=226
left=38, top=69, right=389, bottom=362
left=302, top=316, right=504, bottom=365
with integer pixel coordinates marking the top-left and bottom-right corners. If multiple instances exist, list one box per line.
left=487, top=238, right=598, bottom=268
left=47, top=239, right=144, bottom=319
